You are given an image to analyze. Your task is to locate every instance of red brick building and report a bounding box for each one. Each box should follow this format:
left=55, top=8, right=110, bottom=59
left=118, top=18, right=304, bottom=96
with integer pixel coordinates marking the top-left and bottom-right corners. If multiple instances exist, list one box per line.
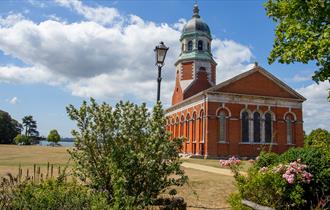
left=165, top=4, right=306, bottom=158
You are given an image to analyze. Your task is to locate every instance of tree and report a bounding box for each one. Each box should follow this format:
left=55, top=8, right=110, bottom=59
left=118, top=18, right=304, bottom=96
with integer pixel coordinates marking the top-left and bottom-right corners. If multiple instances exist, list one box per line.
left=265, top=0, right=330, bottom=98
left=66, top=99, right=187, bottom=209
left=47, top=129, right=61, bottom=144
left=0, top=110, right=22, bottom=144
left=22, top=115, right=39, bottom=138
left=14, top=134, right=31, bottom=145
left=305, top=128, right=330, bottom=148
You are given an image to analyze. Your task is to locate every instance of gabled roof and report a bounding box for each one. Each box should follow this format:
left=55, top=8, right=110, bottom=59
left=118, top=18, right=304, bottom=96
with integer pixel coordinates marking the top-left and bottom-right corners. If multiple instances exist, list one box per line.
left=166, top=65, right=305, bottom=112
left=207, top=65, right=306, bottom=101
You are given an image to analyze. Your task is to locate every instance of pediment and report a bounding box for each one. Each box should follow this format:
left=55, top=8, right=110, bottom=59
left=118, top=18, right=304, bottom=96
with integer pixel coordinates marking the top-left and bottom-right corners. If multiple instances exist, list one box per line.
left=209, top=66, right=305, bottom=101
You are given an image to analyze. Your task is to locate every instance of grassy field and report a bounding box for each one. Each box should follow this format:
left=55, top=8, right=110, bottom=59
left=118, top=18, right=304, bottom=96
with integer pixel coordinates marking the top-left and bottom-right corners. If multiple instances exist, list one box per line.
left=0, top=145, right=235, bottom=209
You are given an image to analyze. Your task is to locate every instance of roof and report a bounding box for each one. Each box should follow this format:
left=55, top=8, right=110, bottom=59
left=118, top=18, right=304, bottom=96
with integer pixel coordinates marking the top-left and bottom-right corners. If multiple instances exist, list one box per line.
left=166, top=65, right=306, bottom=112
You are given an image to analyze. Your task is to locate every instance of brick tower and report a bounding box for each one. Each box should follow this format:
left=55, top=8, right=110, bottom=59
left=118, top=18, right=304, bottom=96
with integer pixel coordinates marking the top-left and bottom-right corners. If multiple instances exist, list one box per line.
left=172, top=3, right=217, bottom=105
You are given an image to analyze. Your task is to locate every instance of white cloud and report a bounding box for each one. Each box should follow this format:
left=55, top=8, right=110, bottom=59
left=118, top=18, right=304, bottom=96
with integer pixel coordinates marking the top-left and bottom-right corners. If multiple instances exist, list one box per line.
left=297, top=82, right=330, bottom=133
left=6, top=96, right=18, bottom=105
left=0, top=13, right=25, bottom=27
left=292, top=74, right=312, bottom=82
left=0, top=3, right=254, bottom=106
left=55, top=0, right=120, bottom=25
left=28, top=0, right=46, bottom=8
left=212, top=39, right=254, bottom=82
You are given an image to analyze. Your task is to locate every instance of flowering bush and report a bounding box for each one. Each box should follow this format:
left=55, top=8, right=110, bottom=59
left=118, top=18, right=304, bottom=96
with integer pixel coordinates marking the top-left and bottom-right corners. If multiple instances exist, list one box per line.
left=219, top=156, right=241, bottom=167
left=228, top=147, right=330, bottom=209
left=272, top=160, right=313, bottom=184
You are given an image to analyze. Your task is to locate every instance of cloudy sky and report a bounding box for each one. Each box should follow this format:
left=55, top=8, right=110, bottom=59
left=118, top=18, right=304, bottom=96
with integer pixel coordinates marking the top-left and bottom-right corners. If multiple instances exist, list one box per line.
left=0, top=0, right=329, bottom=137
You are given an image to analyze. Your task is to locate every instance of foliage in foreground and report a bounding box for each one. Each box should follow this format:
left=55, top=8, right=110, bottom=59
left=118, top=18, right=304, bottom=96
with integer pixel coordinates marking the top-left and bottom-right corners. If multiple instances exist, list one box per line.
left=264, top=0, right=330, bottom=89
left=66, top=99, right=187, bottom=209
left=0, top=174, right=110, bottom=210
left=227, top=147, right=330, bottom=209
left=0, top=110, right=22, bottom=144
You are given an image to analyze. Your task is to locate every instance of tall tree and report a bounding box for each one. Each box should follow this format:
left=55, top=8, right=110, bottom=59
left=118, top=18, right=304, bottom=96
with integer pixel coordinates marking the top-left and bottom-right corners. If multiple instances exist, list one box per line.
left=265, top=0, right=330, bottom=98
left=0, top=110, right=22, bottom=144
left=22, top=115, right=39, bottom=138
left=66, top=99, right=187, bottom=208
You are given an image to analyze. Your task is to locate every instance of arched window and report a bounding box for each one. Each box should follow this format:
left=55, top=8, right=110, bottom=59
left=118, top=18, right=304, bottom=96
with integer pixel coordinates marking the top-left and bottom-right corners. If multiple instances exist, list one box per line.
left=253, top=112, right=261, bottom=142
left=241, top=111, right=249, bottom=142
left=188, top=41, right=193, bottom=51
left=181, top=43, right=184, bottom=52
left=198, top=40, right=203, bottom=51
left=192, top=112, right=197, bottom=142
left=180, top=116, right=184, bottom=137
left=286, top=115, right=293, bottom=144
left=207, top=42, right=210, bottom=51
left=199, top=110, right=204, bottom=142
left=218, top=111, right=226, bottom=142
left=265, top=113, right=272, bottom=143
left=186, top=115, right=190, bottom=142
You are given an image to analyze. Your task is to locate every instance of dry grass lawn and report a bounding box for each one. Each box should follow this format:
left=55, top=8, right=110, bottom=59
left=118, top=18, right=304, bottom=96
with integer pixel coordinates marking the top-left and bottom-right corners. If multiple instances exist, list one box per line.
left=183, top=157, right=253, bottom=172
left=0, top=145, right=236, bottom=209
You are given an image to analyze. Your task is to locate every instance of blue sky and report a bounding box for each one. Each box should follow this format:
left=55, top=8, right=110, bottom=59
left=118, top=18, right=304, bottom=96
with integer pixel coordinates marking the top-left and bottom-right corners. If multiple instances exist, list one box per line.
left=0, top=0, right=329, bottom=137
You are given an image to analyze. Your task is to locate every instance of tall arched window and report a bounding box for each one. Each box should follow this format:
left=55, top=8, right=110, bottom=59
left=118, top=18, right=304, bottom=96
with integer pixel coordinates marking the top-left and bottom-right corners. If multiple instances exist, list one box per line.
left=186, top=115, right=190, bottom=142
left=192, top=112, right=197, bottom=142
left=265, top=113, right=272, bottom=143
left=286, top=115, right=293, bottom=144
left=218, top=111, right=226, bottom=142
left=207, top=43, right=210, bottom=51
left=241, top=111, right=249, bottom=142
left=199, top=110, right=204, bottom=142
left=180, top=116, right=184, bottom=137
left=198, top=40, right=203, bottom=51
left=253, top=112, right=261, bottom=142
left=188, top=41, right=193, bottom=51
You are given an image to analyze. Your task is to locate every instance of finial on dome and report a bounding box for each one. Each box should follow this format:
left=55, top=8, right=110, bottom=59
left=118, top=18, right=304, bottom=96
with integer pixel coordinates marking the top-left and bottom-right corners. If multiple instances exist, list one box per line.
left=193, top=1, right=200, bottom=18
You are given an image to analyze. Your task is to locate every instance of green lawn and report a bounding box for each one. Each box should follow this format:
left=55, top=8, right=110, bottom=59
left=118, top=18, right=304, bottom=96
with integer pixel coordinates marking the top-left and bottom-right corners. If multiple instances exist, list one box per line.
left=0, top=145, right=236, bottom=209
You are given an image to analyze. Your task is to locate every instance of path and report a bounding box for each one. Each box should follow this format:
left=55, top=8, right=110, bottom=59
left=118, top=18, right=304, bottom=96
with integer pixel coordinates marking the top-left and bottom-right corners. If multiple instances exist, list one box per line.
left=181, top=162, right=234, bottom=176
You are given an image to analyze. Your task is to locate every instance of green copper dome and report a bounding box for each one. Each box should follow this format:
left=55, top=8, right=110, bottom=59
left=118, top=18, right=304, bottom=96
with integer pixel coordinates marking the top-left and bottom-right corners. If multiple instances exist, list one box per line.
left=182, top=4, right=211, bottom=38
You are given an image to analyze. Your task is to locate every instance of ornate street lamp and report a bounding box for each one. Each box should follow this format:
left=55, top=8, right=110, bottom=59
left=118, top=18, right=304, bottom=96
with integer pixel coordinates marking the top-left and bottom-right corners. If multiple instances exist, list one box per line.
left=154, top=41, right=169, bottom=102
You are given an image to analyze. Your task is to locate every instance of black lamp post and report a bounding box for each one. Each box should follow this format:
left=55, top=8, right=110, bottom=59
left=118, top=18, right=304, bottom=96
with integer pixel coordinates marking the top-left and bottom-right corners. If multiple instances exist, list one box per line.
left=154, top=41, right=169, bottom=102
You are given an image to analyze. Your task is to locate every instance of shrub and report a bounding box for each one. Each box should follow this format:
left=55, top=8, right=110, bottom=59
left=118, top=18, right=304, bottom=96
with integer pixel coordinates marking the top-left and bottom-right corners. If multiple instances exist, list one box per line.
left=226, top=147, right=330, bottom=209
left=254, top=151, right=279, bottom=169
left=14, top=134, right=31, bottom=145
left=0, top=175, right=110, bottom=210
left=66, top=99, right=187, bottom=209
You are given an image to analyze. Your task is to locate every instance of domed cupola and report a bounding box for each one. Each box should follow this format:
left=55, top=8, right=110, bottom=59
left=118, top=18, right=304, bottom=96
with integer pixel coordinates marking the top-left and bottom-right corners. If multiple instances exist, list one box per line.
left=172, top=3, right=217, bottom=106
left=182, top=4, right=211, bottom=39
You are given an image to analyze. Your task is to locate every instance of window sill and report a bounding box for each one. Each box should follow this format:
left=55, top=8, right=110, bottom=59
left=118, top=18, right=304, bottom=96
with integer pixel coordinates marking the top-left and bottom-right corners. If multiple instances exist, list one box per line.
left=239, top=142, right=277, bottom=145
left=286, top=144, right=295, bottom=146
left=218, top=141, right=229, bottom=144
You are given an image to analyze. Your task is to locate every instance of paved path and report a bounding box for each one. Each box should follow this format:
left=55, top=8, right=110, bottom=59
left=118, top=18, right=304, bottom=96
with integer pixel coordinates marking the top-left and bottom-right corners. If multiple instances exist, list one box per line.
left=181, top=162, right=234, bottom=176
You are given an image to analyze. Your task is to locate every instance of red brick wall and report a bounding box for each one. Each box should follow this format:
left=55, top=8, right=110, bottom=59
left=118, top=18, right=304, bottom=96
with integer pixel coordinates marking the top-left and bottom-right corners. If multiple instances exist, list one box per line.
left=184, top=70, right=212, bottom=99
left=166, top=100, right=304, bottom=158
left=172, top=70, right=184, bottom=105
left=181, top=62, right=193, bottom=80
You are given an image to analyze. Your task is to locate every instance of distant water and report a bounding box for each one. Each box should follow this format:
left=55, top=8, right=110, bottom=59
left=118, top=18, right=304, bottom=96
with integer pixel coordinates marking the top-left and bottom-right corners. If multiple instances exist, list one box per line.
left=39, top=140, right=74, bottom=147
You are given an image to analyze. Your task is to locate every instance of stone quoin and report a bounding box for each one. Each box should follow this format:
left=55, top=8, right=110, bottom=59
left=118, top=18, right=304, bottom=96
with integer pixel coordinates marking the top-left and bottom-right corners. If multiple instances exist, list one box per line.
left=165, top=3, right=306, bottom=158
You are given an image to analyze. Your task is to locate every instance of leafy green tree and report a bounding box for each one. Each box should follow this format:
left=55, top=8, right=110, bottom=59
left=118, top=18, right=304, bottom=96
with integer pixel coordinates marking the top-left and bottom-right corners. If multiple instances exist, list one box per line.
left=265, top=0, right=330, bottom=98
left=14, top=134, right=31, bottom=145
left=305, top=128, right=330, bottom=148
left=66, top=99, right=187, bottom=209
left=47, top=129, right=61, bottom=144
left=0, top=110, right=22, bottom=144
left=22, top=115, right=39, bottom=138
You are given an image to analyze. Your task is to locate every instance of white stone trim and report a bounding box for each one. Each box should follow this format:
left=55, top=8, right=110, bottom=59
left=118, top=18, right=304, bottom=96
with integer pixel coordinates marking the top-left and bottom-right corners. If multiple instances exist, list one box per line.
left=207, top=93, right=302, bottom=109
